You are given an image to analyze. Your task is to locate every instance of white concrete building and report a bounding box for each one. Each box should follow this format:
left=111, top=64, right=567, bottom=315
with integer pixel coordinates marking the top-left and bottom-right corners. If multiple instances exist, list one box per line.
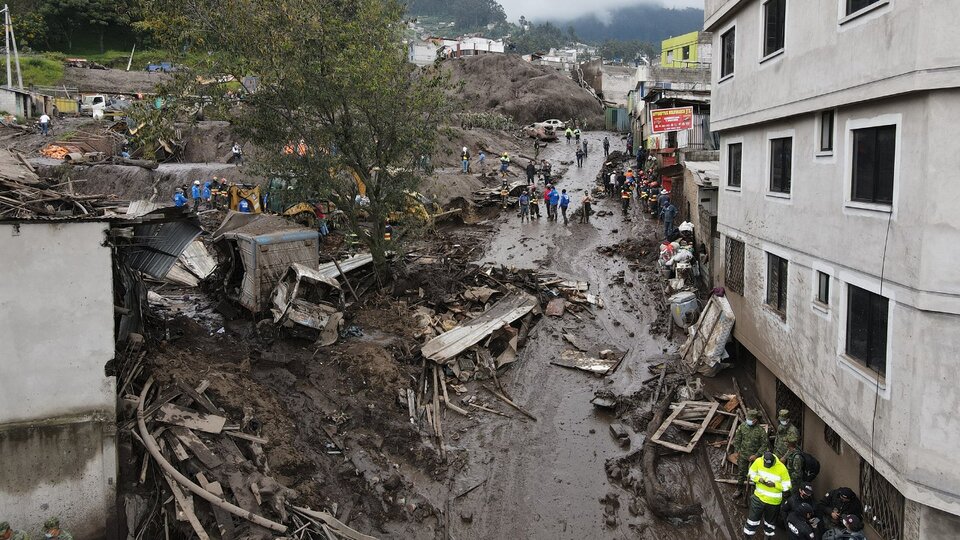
left=0, top=221, right=118, bottom=538
left=706, top=0, right=960, bottom=538
left=408, top=37, right=505, bottom=66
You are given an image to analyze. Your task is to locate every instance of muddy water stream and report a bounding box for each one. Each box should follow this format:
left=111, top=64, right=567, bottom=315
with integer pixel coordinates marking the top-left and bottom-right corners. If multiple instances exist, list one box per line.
left=444, top=133, right=740, bottom=539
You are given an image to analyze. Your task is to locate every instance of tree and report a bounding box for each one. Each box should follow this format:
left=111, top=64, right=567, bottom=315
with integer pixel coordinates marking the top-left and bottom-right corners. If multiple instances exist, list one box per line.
left=141, top=0, right=452, bottom=277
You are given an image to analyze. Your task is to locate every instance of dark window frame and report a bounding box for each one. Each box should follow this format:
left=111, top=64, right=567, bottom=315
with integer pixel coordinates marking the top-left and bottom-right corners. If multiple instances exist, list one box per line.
left=846, top=0, right=882, bottom=16
left=766, top=253, right=788, bottom=317
left=845, top=284, right=889, bottom=377
left=725, top=237, right=745, bottom=295
left=763, top=0, right=786, bottom=57
left=721, top=28, right=736, bottom=78
left=682, top=45, right=691, bottom=60
left=816, top=271, right=830, bottom=305
left=824, top=424, right=842, bottom=454
left=728, top=142, right=742, bottom=187
left=819, top=110, right=834, bottom=152
left=852, top=125, right=896, bottom=204
left=769, top=137, right=792, bottom=194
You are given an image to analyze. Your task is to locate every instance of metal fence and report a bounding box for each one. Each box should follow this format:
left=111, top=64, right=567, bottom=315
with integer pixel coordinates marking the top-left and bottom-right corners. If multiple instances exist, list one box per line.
left=860, top=460, right=905, bottom=540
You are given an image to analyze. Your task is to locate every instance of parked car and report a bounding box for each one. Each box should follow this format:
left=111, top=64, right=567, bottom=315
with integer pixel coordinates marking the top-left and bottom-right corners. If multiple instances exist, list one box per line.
left=538, top=119, right=566, bottom=131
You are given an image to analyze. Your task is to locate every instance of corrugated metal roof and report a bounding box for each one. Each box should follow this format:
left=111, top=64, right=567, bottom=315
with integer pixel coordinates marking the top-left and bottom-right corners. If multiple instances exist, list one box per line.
left=125, top=216, right=203, bottom=279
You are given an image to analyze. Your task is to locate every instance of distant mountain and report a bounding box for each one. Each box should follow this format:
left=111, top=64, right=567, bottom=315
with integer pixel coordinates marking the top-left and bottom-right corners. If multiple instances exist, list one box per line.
left=555, top=6, right=704, bottom=44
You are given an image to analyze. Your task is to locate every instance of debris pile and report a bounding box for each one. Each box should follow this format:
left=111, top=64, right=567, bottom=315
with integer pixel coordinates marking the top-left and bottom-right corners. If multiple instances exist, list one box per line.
left=0, top=151, right=124, bottom=219
left=121, top=366, right=379, bottom=539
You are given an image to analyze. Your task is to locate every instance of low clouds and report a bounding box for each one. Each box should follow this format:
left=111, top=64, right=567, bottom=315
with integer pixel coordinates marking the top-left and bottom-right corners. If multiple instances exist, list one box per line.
left=499, top=0, right=703, bottom=23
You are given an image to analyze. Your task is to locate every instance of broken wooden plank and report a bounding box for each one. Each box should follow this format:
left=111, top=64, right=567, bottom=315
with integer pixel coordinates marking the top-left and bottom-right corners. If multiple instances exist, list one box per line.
left=650, top=400, right=720, bottom=453
left=481, top=385, right=537, bottom=421
left=224, top=430, right=269, bottom=445
left=420, top=293, right=538, bottom=364
left=227, top=472, right=261, bottom=515
left=162, top=431, right=191, bottom=462
left=156, top=403, right=226, bottom=434
left=163, top=473, right=209, bottom=540
left=171, top=427, right=223, bottom=469
left=291, top=506, right=378, bottom=540
left=196, top=474, right=236, bottom=540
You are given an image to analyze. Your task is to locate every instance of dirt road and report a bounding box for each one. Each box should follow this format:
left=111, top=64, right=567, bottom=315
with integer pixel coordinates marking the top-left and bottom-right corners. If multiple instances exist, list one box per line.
left=445, top=132, right=741, bottom=539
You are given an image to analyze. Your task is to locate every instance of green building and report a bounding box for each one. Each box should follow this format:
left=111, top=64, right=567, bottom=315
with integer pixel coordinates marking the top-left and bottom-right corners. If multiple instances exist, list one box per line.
left=660, top=31, right=710, bottom=68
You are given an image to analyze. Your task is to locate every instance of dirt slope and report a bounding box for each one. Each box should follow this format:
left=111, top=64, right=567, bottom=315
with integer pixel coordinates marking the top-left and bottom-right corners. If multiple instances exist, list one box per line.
left=442, top=55, right=605, bottom=129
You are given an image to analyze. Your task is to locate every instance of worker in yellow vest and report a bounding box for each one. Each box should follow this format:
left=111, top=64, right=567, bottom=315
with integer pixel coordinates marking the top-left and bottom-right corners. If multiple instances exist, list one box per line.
left=620, top=185, right=632, bottom=216
left=744, top=452, right=792, bottom=538
left=383, top=222, right=393, bottom=241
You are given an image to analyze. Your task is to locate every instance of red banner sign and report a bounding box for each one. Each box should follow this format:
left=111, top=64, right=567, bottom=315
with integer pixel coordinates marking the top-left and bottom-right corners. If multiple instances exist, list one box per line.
left=651, top=106, right=694, bottom=134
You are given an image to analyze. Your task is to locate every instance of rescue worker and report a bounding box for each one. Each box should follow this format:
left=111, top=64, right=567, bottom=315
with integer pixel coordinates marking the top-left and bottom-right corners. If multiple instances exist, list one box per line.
left=663, top=201, right=678, bottom=239
left=575, top=146, right=584, bottom=168
left=518, top=190, right=530, bottom=223
left=573, top=127, right=581, bottom=143
left=744, top=451, right=792, bottom=538
left=540, top=159, right=552, bottom=183
left=191, top=180, right=202, bottom=211
left=607, top=172, right=617, bottom=197
left=580, top=193, right=592, bottom=224
left=526, top=161, right=537, bottom=184
left=822, top=515, right=866, bottom=540
left=383, top=222, right=393, bottom=241
left=786, top=502, right=819, bottom=540
left=499, top=152, right=510, bottom=177
left=582, top=139, right=588, bottom=157
left=732, top=409, right=768, bottom=499
left=602, top=136, right=610, bottom=157
left=461, top=146, right=471, bottom=173
left=548, top=186, right=560, bottom=222
left=774, top=409, right=801, bottom=457
left=202, top=180, right=212, bottom=209
left=42, top=517, right=72, bottom=540
left=559, top=189, right=570, bottom=225
left=0, top=521, right=29, bottom=540
left=782, top=433, right=805, bottom=490
left=780, top=482, right=820, bottom=529
left=564, top=127, right=573, bottom=144
left=620, top=184, right=631, bottom=216
left=657, top=189, right=671, bottom=220
left=500, top=179, right=510, bottom=209
left=817, top=487, right=864, bottom=530
left=529, top=186, right=541, bottom=219
left=173, top=188, right=187, bottom=208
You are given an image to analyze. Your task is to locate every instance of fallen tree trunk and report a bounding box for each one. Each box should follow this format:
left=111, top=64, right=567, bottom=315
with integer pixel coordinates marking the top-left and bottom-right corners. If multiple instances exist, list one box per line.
left=642, top=385, right=704, bottom=520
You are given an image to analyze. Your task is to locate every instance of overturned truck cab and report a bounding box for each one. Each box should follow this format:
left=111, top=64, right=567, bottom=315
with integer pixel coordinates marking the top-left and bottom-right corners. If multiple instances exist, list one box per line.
left=270, top=263, right=343, bottom=345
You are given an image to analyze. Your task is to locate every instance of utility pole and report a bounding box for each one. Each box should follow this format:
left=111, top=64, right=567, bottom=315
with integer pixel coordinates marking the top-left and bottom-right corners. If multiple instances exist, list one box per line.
left=8, top=5, right=21, bottom=89
left=3, top=5, right=10, bottom=89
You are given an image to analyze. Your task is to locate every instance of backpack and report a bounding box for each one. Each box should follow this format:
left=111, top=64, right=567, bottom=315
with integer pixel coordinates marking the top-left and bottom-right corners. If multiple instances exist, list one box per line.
left=798, top=450, right=820, bottom=481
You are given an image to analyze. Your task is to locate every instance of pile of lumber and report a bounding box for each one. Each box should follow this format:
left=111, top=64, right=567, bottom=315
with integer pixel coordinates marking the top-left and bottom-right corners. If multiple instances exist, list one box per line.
left=128, top=375, right=377, bottom=539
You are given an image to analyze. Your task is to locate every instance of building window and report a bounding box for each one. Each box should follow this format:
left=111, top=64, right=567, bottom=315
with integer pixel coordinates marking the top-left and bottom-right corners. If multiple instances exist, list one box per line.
left=860, top=460, right=905, bottom=540
left=816, top=271, right=830, bottom=305
left=769, top=137, right=792, bottom=194
left=846, top=285, right=888, bottom=376
left=682, top=45, right=691, bottom=60
left=766, top=253, right=788, bottom=316
left=820, top=110, right=834, bottom=152
left=775, top=379, right=804, bottom=438
left=725, top=237, right=745, bottom=294
left=667, top=50, right=674, bottom=63
left=847, top=0, right=883, bottom=16
left=763, top=0, right=786, bottom=56
left=824, top=424, right=842, bottom=454
left=728, top=142, right=742, bottom=187
left=852, top=125, right=895, bottom=204
left=721, top=28, right=736, bottom=78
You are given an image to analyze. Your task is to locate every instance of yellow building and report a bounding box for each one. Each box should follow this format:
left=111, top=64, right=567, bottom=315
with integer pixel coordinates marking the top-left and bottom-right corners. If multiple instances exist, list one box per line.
left=660, top=31, right=710, bottom=68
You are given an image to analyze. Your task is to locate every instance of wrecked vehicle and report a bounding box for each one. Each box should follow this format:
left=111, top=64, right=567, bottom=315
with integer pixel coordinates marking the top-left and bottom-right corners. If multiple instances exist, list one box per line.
left=523, top=123, right=558, bottom=141
left=269, top=263, right=343, bottom=344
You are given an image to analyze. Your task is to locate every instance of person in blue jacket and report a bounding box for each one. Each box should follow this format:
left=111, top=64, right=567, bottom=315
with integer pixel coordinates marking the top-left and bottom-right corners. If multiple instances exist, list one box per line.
left=173, top=188, right=187, bottom=207
left=191, top=180, right=201, bottom=211
left=548, top=187, right=560, bottom=222
left=202, top=181, right=212, bottom=209
left=238, top=198, right=252, bottom=213
left=559, top=189, right=571, bottom=225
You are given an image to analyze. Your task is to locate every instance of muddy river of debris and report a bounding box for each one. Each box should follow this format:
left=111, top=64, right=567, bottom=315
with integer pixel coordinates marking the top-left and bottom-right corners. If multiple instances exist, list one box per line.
left=119, top=132, right=750, bottom=539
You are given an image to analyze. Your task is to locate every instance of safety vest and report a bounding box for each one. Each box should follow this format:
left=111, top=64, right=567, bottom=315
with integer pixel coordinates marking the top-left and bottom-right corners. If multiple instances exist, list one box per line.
left=621, top=190, right=630, bottom=200
left=748, top=457, right=792, bottom=505
left=384, top=228, right=393, bottom=241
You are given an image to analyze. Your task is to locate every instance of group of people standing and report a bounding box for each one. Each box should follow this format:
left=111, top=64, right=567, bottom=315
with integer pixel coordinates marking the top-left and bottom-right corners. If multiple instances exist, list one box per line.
left=732, top=408, right=867, bottom=539
left=174, top=177, right=238, bottom=211
left=517, top=184, right=592, bottom=226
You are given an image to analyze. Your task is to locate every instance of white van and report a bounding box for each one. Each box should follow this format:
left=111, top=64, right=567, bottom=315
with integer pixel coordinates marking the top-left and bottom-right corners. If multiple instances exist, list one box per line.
left=80, top=94, right=106, bottom=113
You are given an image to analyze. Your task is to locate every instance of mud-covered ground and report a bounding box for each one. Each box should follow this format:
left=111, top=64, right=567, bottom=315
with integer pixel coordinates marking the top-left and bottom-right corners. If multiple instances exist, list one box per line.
left=119, top=131, right=767, bottom=539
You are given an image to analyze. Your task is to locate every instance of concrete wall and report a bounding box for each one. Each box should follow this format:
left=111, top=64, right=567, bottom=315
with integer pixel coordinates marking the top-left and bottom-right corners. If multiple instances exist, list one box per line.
left=0, top=222, right=118, bottom=538
left=713, top=90, right=960, bottom=519
left=706, top=0, right=960, bottom=131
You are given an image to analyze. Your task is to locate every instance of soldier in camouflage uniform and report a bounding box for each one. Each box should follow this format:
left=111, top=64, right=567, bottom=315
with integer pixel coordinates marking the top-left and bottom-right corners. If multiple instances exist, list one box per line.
left=0, top=521, right=29, bottom=540
left=41, top=518, right=71, bottom=540
left=774, top=409, right=800, bottom=458
left=782, top=432, right=805, bottom=492
left=732, top=408, right=767, bottom=498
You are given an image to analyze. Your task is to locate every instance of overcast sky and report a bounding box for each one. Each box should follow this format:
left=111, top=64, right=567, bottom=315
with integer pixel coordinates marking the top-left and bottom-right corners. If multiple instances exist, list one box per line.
left=499, top=0, right=704, bottom=23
